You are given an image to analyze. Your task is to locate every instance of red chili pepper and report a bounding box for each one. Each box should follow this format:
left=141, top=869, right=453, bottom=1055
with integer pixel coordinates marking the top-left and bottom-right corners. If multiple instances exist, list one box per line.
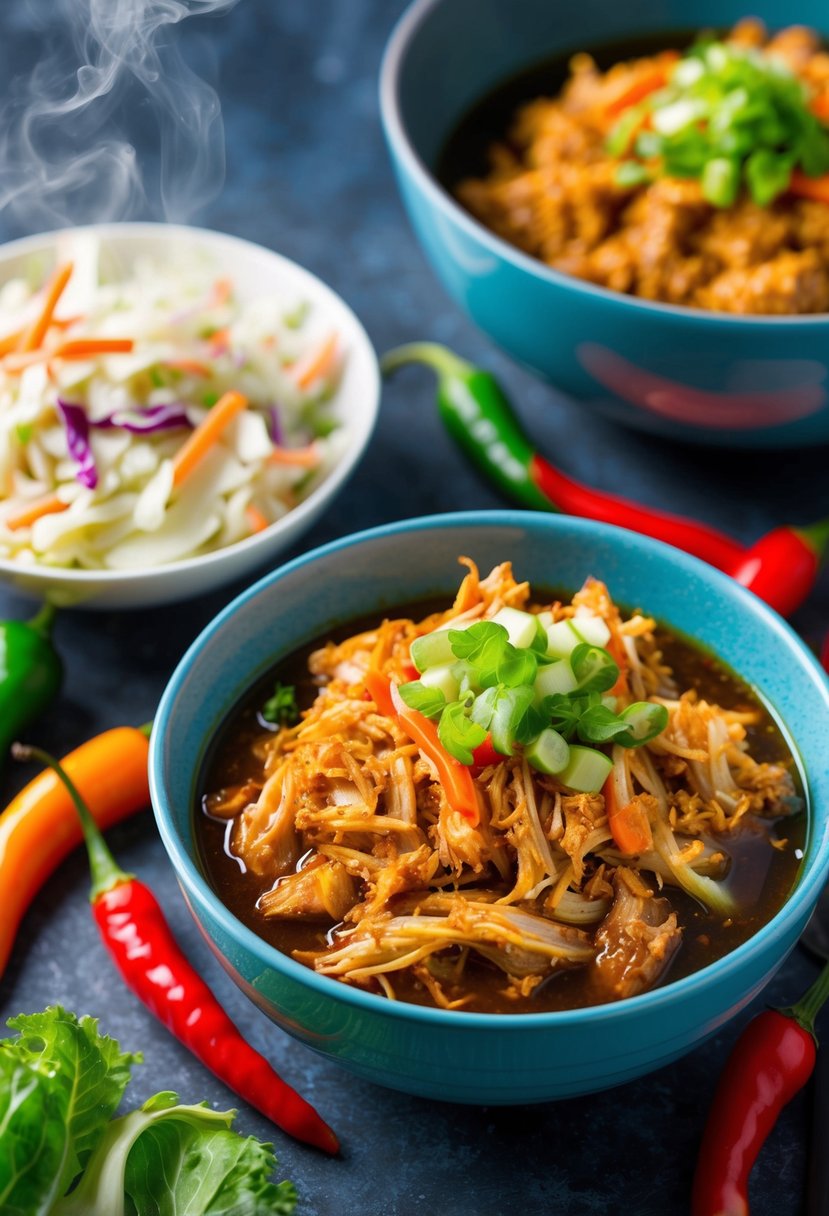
left=12, top=742, right=339, bottom=1156
left=692, top=962, right=829, bottom=1216
left=529, top=453, right=746, bottom=572
left=821, top=629, right=829, bottom=674
left=381, top=343, right=829, bottom=618
left=729, top=521, right=829, bottom=620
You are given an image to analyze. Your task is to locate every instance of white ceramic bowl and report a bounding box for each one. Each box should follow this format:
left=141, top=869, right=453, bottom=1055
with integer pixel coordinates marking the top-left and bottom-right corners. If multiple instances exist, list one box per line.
left=0, top=223, right=380, bottom=609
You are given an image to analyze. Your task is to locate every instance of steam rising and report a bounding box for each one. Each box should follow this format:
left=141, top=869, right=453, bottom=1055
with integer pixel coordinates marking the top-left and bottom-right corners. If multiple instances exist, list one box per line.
left=0, top=0, right=239, bottom=231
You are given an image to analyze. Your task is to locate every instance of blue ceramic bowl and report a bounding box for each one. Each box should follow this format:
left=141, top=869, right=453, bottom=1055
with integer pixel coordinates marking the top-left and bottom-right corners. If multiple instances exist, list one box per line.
left=380, top=0, right=829, bottom=449
left=150, top=513, right=829, bottom=1104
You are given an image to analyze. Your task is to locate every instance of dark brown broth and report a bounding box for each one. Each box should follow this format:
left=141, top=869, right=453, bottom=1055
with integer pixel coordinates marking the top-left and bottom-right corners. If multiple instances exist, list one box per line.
left=196, top=605, right=805, bottom=1014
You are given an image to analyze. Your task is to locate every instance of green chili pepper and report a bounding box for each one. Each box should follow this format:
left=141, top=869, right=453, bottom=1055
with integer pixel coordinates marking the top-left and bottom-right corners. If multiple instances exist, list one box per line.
left=380, top=342, right=551, bottom=511
left=0, top=602, right=62, bottom=767
left=380, top=342, right=829, bottom=617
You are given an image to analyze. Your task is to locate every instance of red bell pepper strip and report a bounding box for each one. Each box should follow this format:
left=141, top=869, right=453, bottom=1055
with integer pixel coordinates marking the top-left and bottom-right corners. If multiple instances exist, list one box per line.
left=381, top=343, right=829, bottom=618
left=692, top=962, right=829, bottom=1216
left=471, top=733, right=501, bottom=769
left=12, top=742, right=339, bottom=1156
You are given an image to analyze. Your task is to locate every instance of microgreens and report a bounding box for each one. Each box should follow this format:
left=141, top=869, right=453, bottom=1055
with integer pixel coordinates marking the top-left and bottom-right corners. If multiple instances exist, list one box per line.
left=261, top=681, right=299, bottom=727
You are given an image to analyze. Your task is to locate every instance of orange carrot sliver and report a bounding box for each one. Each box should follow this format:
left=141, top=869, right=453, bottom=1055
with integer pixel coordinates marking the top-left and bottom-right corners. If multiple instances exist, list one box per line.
left=55, top=338, right=134, bottom=359
left=292, top=333, right=339, bottom=390
left=389, top=679, right=480, bottom=825
left=268, top=443, right=319, bottom=468
left=18, top=262, right=74, bottom=353
left=789, top=170, right=829, bottom=204
left=364, top=670, right=396, bottom=718
left=5, top=493, right=69, bottom=531
left=166, top=358, right=213, bottom=378
left=244, top=504, right=270, bottom=534
left=603, top=773, right=653, bottom=855
left=605, top=57, right=677, bottom=119
left=171, top=390, right=248, bottom=488
left=212, top=277, right=233, bottom=305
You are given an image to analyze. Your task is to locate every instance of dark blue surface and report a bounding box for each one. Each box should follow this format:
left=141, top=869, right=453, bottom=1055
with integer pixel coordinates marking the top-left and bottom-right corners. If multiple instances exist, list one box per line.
left=0, top=2, right=827, bottom=1213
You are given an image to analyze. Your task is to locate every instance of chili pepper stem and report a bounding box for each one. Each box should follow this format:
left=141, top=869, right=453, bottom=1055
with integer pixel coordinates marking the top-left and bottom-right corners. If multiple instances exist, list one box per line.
left=380, top=341, right=475, bottom=380
left=27, top=601, right=57, bottom=639
left=779, top=959, right=829, bottom=1041
left=138, top=721, right=154, bottom=738
left=796, top=517, right=829, bottom=559
left=11, top=741, right=132, bottom=900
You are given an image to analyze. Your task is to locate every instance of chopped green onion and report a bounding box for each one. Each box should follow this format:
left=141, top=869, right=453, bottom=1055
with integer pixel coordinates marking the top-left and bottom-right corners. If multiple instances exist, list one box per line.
left=615, top=701, right=670, bottom=747
left=558, top=746, right=613, bottom=795
left=606, top=37, right=829, bottom=209
left=526, top=728, right=570, bottom=776
left=701, top=157, right=740, bottom=207
left=569, top=643, right=619, bottom=694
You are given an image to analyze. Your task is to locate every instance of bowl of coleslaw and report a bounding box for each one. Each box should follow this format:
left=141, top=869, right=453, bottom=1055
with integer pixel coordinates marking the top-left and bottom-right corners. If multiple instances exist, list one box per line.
left=0, top=223, right=380, bottom=608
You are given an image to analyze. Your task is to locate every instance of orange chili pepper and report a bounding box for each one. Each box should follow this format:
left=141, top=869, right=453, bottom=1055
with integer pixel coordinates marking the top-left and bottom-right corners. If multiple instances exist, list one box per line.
left=0, top=725, right=151, bottom=979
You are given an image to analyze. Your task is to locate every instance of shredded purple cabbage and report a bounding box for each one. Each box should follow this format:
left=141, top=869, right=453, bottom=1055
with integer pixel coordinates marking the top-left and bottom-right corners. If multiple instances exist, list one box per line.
left=56, top=400, right=98, bottom=489
left=94, top=402, right=193, bottom=435
left=268, top=405, right=284, bottom=445
left=56, top=400, right=193, bottom=488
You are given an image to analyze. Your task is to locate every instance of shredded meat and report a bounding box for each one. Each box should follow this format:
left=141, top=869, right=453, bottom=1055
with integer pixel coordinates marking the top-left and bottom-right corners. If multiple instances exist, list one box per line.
left=206, top=560, right=798, bottom=1010
left=457, top=23, right=829, bottom=314
left=592, top=870, right=682, bottom=999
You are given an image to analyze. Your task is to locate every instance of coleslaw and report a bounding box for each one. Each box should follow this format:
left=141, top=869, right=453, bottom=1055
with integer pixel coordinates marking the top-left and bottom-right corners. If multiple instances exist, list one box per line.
left=0, top=234, right=348, bottom=570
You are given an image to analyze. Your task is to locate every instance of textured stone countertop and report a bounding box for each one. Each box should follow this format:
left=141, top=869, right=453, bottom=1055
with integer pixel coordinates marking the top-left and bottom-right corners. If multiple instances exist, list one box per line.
left=0, top=2, right=827, bottom=1213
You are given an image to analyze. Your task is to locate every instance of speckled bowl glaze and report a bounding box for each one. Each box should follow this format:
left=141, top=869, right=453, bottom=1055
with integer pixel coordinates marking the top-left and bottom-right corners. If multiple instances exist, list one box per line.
left=380, top=0, right=829, bottom=448
left=150, top=512, right=829, bottom=1104
left=0, top=223, right=379, bottom=609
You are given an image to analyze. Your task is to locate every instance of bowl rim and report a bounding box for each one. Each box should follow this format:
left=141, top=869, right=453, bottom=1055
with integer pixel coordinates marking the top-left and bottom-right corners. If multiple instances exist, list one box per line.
left=379, top=0, right=829, bottom=330
left=0, top=221, right=380, bottom=586
left=150, top=509, right=829, bottom=1028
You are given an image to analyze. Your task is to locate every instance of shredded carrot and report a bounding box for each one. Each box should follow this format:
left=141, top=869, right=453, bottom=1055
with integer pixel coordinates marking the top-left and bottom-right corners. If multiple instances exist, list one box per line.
left=209, top=327, right=231, bottom=351
left=603, top=773, right=653, bottom=855
left=4, top=493, right=69, bottom=531
left=2, top=350, right=49, bottom=374
left=268, top=443, right=320, bottom=468
left=811, top=94, right=829, bottom=122
left=171, top=389, right=248, bottom=488
left=364, top=670, right=396, bottom=718
left=389, top=679, right=480, bottom=825
left=18, top=262, right=74, bottom=352
left=789, top=170, right=829, bottom=203
left=55, top=338, right=134, bottom=359
left=0, top=328, right=25, bottom=357
left=244, top=504, right=270, bottom=534
left=604, top=56, right=677, bottom=119
left=166, top=358, right=212, bottom=378
left=291, top=333, right=339, bottom=390
left=606, top=630, right=629, bottom=698
left=212, top=277, right=233, bottom=305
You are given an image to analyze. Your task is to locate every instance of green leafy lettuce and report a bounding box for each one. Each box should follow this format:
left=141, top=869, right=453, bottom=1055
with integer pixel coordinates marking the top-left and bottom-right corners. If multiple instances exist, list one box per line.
left=0, top=1008, right=297, bottom=1216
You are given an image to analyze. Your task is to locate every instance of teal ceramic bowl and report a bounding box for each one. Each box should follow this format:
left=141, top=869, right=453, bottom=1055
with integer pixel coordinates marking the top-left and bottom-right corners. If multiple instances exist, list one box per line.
left=380, top=0, right=829, bottom=449
left=150, top=512, right=829, bottom=1104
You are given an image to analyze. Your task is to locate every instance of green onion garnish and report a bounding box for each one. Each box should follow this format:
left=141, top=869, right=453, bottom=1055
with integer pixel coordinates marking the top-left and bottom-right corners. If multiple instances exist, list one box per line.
left=610, top=38, right=829, bottom=207
left=399, top=619, right=668, bottom=792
